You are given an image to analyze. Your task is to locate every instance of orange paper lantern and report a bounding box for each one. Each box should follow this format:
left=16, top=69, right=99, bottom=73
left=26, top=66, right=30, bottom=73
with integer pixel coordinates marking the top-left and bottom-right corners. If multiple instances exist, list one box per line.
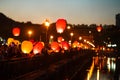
left=72, top=41, right=79, bottom=48
left=21, top=41, right=33, bottom=54
left=7, top=38, right=14, bottom=46
left=56, top=19, right=67, bottom=33
left=33, top=42, right=44, bottom=54
left=12, top=27, right=20, bottom=36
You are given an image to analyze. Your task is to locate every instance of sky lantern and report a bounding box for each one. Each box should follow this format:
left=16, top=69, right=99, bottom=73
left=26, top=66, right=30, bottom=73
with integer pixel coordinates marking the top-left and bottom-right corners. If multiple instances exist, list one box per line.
left=72, top=41, right=79, bottom=48
left=61, top=41, right=70, bottom=50
left=57, top=36, right=64, bottom=43
left=51, top=42, right=60, bottom=52
left=21, top=41, right=33, bottom=54
left=33, top=42, right=44, bottom=54
left=7, top=38, right=14, bottom=46
left=12, top=27, right=20, bottom=36
left=56, top=19, right=67, bottom=33
left=96, top=26, right=102, bottom=32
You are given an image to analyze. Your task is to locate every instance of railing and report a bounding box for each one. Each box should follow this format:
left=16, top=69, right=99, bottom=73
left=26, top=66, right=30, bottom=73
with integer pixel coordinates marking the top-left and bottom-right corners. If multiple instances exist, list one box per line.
left=0, top=49, right=95, bottom=80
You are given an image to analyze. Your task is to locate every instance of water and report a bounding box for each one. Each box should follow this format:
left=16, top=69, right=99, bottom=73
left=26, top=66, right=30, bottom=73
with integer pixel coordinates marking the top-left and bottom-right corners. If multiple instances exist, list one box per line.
left=70, top=53, right=120, bottom=80
left=85, top=56, right=117, bottom=80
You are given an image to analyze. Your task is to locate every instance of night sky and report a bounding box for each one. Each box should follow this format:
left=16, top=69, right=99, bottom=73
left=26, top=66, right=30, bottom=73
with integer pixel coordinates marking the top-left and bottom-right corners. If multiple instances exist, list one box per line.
left=0, top=0, right=120, bottom=25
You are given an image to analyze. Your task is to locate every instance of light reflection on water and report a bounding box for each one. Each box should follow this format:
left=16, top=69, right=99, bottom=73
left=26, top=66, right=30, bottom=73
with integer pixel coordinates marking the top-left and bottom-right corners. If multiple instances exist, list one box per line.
left=87, top=57, right=94, bottom=80
left=107, top=58, right=116, bottom=72
left=86, top=56, right=116, bottom=80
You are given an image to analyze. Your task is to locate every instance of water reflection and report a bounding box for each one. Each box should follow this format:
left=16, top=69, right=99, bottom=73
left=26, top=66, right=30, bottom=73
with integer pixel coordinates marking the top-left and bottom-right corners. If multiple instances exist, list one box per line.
left=86, top=56, right=116, bottom=80
left=107, top=58, right=116, bottom=72
left=97, top=67, right=99, bottom=80
left=87, top=57, right=94, bottom=80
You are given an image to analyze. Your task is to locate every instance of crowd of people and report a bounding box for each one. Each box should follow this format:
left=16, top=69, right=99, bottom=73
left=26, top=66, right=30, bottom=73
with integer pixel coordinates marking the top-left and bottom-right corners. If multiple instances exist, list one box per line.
left=0, top=42, right=23, bottom=60
left=0, top=41, right=91, bottom=61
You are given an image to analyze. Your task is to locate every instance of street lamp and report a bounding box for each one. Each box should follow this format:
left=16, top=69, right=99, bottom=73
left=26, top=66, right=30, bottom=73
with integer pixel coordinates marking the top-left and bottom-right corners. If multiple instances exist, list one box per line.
left=28, top=30, right=32, bottom=39
left=67, top=26, right=71, bottom=30
left=44, top=19, right=50, bottom=27
left=79, top=36, right=82, bottom=40
left=70, top=32, right=74, bottom=43
left=50, top=35, right=53, bottom=39
left=44, top=19, right=50, bottom=44
left=84, top=39, right=87, bottom=42
left=49, top=35, right=54, bottom=44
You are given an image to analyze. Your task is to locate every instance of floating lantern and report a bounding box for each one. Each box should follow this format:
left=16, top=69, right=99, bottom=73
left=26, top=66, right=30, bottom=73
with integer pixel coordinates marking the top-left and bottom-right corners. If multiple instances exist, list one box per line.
left=51, top=42, right=60, bottom=52
left=7, top=38, right=14, bottom=46
left=61, top=41, right=69, bottom=50
left=21, top=41, right=33, bottom=54
left=56, top=19, right=67, bottom=33
left=57, top=36, right=64, bottom=43
left=33, top=42, right=44, bottom=54
left=96, top=26, right=102, bottom=32
left=72, top=41, right=79, bottom=48
left=12, top=27, right=20, bottom=36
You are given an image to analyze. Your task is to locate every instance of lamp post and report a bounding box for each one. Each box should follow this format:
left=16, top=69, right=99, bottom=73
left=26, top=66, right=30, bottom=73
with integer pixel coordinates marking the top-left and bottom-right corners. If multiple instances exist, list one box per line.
left=44, top=19, right=50, bottom=44
left=28, top=30, right=32, bottom=39
left=70, top=32, right=74, bottom=44
left=79, top=36, right=82, bottom=40
left=49, top=35, right=54, bottom=44
left=96, top=25, right=103, bottom=52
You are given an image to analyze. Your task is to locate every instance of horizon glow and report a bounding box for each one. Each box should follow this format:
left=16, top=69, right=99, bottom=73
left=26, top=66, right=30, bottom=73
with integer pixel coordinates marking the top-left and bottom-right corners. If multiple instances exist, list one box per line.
left=0, top=0, right=120, bottom=25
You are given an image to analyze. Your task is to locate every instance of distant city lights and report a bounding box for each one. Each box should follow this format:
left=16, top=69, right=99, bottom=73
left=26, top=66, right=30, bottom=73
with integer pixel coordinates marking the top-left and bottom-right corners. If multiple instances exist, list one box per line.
left=107, top=44, right=117, bottom=47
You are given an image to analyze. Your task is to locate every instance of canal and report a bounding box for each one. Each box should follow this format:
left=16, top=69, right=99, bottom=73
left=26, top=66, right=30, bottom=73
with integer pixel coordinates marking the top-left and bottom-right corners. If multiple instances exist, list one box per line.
left=71, top=53, right=120, bottom=80
left=3, top=51, right=120, bottom=80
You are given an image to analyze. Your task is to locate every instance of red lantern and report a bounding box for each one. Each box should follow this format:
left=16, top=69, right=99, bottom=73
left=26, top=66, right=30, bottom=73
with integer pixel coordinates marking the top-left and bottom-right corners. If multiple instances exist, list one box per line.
left=96, top=26, right=102, bottom=32
left=33, top=42, right=44, bottom=54
left=61, top=41, right=69, bottom=50
left=56, top=19, right=67, bottom=33
left=51, top=42, right=60, bottom=52
left=12, top=27, right=20, bottom=36
left=57, top=36, right=64, bottom=43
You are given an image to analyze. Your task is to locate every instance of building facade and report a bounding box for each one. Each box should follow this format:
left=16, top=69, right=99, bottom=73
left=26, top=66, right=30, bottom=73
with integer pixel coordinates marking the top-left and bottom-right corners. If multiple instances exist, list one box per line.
left=116, top=13, right=120, bottom=28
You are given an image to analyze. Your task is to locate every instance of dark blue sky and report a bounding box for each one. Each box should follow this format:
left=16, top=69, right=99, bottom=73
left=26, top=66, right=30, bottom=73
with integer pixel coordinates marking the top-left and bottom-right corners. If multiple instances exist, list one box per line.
left=0, top=0, right=120, bottom=25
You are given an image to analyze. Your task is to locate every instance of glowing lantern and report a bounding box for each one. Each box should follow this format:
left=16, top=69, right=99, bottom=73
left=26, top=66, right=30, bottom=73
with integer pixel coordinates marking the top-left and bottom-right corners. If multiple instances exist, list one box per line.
left=7, top=38, right=14, bottom=46
left=56, top=19, right=67, bottom=33
left=96, top=26, right=102, bottom=32
left=13, top=40, right=20, bottom=45
left=72, top=41, right=79, bottom=48
left=61, top=41, right=69, bottom=50
left=12, top=27, right=20, bottom=36
left=51, top=42, right=60, bottom=52
left=33, top=42, right=44, bottom=54
left=21, top=41, right=33, bottom=54
left=57, top=36, right=64, bottom=43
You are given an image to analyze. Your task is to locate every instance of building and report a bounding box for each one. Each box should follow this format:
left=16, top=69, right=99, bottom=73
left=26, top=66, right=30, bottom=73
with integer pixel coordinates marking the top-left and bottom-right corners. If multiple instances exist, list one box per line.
left=116, top=13, right=120, bottom=28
